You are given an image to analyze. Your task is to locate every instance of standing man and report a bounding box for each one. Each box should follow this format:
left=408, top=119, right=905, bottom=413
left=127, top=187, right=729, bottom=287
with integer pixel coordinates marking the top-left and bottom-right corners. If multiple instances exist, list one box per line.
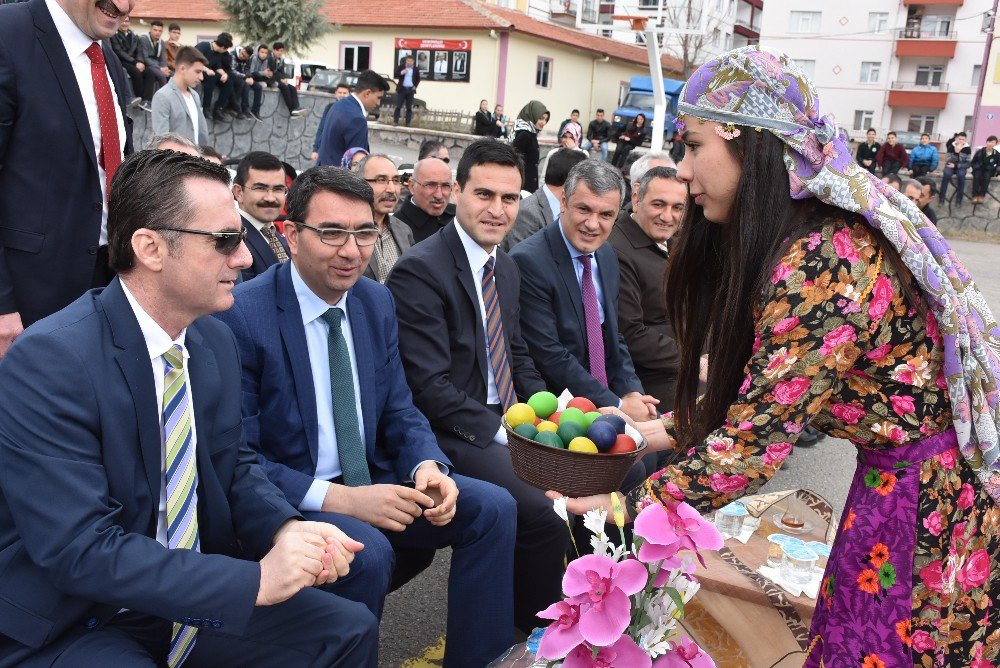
left=164, top=22, right=182, bottom=70
left=268, top=41, right=307, bottom=117
left=233, top=151, right=290, bottom=282
left=0, top=0, right=135, bottom=357
left=394, top=54, right=419, bottom=127
left=0, top=149, right=378, bottom=666
left=509, top=160, right=659, bottom=422
left=151, top=46, right=209, bottom=146
left=386, top=139, right=567, bottom=635
left=195, top=32, right=234, bottom=122
left=312, top=82, right=352, bottom=162
left=216, top=166, right=517, bottom=667
left=503, top=148, right=587, bottom=252
left=394, top=158, right=456, bottom=244
left=608, top=166, right=685, bottom=409
left=583, top=108, right=612, bottom=162
left=357, top=154, right=414, bottom=283
left=317, top=70, right=388, bottom=167
left=137, top=19, right=169, bottom=93
left=109, top=16, right=147, bottom=108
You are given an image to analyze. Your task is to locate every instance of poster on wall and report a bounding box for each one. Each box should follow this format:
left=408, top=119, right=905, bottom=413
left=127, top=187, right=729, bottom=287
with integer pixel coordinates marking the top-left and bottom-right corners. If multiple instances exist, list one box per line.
left=394, top=38, right=471, bottom=82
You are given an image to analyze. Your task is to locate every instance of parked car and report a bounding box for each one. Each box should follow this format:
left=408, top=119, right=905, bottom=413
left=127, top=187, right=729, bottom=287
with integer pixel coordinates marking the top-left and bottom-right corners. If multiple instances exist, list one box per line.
left=279, top=59, right=331, bottom=90
left=306, top=69, right=427, bottom=119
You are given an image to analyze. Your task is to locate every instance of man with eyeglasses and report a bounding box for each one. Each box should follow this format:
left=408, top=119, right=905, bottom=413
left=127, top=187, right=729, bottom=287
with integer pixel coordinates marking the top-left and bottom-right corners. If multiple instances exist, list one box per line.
left=0, top=150, right=378, bottom=666
left=215, top=166, right=517, bottom=667
left=233, top=151, right=290, bottom=282
left=357, top=154, right=414, bottom=283
left=394, top=157, right=456, bottom=244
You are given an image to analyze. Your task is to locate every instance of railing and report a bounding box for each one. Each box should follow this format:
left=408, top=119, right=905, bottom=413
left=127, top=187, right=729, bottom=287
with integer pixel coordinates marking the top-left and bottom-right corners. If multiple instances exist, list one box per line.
left=891, top=81, right=950, bottom=91
left=735, top=18, right=761, bottom=31
left=897, top=28, right=957, bottom=39
left=407, top=108, right=515, bottom=135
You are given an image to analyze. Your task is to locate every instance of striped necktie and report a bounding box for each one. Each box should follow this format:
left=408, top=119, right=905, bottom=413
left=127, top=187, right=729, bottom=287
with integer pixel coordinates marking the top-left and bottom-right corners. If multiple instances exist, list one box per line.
left=162, top=344, right=200, bottom=667
left=482, top=257, right=516, bottom=410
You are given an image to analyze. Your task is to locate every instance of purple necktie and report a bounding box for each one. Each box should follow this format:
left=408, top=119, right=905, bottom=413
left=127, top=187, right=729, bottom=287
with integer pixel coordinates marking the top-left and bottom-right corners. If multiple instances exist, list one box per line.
left=578, top=255, right=607, bottom=386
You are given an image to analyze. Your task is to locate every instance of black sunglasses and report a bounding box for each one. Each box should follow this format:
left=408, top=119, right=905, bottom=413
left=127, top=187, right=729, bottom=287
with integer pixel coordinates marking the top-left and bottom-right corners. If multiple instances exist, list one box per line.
left=159, top=227, right=248, bottom=255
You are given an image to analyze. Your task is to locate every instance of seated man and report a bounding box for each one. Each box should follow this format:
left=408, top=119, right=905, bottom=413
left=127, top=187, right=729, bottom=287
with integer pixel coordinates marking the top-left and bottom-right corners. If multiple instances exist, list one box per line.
left=509, top=160, right=658, bottom=422
left=394, top=157, right=457, bottom=244
left=0, top=150, right=376, bottom=666
left=215, top=166, right=516, bottom=668
left=386, top=140, right=569, bottom=634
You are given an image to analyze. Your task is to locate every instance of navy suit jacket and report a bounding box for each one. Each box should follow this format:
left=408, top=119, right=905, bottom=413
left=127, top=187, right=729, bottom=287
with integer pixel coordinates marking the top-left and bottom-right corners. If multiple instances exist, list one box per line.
left=509, top=222, right=643, bottom=408
left=240, top=216, right=289, bottom=283
left=317, top=95, right=369, bottom=167
left=385, top=223, right=546, bottom=448
left=0, top=0, right=134, bottom=325
left=0, top=279, right=299, bottom=663
left=214, top=263, right=449, bottom=509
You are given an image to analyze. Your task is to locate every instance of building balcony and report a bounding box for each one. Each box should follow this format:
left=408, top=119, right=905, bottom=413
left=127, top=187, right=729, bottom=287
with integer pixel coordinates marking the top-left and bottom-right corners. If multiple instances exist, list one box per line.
left=734, top=18, right=761, bottom=36
left=895, top=30, right=958, bottom=58
left=741, top=0, right=764, bottom=8
left=887, top=83, right=949, bottom=109
left=903, top=0, right=963, bottom=5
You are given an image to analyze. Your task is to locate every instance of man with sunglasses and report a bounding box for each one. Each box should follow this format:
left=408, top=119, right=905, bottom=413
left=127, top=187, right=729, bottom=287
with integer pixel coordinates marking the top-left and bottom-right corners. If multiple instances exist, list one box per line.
left=357, top=154, right=414, bottom=284
left=233, top=151, right=290, bottom=282
left=0, top=150, right=378, bottom=666
left=215, top=166, right=517, bottom=668
left=395, top=157, right=456, bottom=244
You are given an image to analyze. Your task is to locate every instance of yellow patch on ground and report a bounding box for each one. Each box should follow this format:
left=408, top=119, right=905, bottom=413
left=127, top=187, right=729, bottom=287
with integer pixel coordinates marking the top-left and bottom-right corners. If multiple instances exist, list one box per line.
left=399, top=636, right=445, bottom=667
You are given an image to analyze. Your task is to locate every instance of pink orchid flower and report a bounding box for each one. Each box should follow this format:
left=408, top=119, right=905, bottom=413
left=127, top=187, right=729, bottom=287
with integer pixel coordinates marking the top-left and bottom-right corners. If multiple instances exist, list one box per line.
left=562, top=554, right=648, bottom=647
left=537, top=601, right=585, bottom=660
left=653, top=637, right=717, bottom=667
left=563, top=635, right=653, bottom=668
left=634, top=502, right=723, bottom=563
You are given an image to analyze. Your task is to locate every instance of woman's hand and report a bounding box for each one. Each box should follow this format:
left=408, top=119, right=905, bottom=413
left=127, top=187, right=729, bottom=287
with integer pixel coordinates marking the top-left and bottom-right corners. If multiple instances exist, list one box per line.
left=545, top=491, right=633, bottom=523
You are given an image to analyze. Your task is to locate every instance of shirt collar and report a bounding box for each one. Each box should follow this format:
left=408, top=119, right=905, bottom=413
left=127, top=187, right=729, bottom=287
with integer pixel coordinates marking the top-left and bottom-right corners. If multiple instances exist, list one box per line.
left=290, top=259, right=348, bottom=326
left=240, top=209, right=270, bottom=233
left=351, top=93, right=367, bottom=116
left=46, top=0, right=96, bottom=59
left=542, top=185, right=561, bottom=222
left=453, top=220, right=496, bottom=274
left=558, top=219, right=589, bottom=260
left=120, top=280, right=188, bottom=362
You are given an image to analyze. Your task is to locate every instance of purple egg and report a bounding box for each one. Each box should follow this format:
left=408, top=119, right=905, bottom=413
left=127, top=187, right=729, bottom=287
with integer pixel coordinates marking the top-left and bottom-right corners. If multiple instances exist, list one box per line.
left=587, top=421, right=618, bottom=452
left=593, top=414, right=626, bottom=435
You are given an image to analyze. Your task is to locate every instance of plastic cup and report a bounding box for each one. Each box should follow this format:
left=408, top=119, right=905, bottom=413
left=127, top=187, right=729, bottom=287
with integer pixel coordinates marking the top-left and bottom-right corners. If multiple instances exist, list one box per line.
left=767, top=534, right=796, bottom=567
left=781, top=543, right=819, bottom=585
left=806, top=541, right=832, bottom=572
left=715, top=502, right=748, bottom=538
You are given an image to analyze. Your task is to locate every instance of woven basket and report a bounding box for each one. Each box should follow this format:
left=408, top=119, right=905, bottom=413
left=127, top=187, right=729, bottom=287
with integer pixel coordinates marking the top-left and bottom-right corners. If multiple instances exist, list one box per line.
left=504, top=419, right=647, bottom=497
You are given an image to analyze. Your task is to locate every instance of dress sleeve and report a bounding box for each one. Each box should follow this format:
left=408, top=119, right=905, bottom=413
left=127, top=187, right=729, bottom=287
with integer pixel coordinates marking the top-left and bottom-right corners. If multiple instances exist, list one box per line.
left=628, top=222, right=885, bottom=515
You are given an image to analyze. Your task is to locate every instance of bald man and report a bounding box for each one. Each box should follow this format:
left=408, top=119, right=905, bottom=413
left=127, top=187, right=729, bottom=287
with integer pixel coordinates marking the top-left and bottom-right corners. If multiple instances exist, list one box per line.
left=394, top=158, right=456, bottom=244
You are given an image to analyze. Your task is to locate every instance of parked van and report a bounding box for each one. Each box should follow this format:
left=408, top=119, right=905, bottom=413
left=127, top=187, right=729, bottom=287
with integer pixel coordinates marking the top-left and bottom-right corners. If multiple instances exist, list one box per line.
left=611, top=76, right=684, bottom=142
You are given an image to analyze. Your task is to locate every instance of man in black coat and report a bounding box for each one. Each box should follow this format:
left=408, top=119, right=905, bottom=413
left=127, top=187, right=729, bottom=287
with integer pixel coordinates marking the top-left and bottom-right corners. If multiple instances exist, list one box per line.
left=394, top=157, right=456, bottom=243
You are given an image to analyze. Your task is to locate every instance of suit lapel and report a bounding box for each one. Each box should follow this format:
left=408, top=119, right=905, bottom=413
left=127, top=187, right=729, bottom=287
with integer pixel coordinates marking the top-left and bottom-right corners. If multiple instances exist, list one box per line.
left=183, top=324, right=226, bottom=525
left=546, top=224, right=586, bottom=335
left=346, top=291, right=377, bottom=455
left=242, top=217, right=276, bottom=269
left=31, top=0, right=98, bottom=171
left=443, top=224, right=489, bottom=384
left=276, top=266, right=320, bottom=468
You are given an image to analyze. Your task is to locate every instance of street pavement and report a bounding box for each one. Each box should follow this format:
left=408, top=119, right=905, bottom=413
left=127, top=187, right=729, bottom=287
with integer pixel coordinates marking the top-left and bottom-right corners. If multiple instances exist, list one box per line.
left=372, top=190, right=1000, bottom=665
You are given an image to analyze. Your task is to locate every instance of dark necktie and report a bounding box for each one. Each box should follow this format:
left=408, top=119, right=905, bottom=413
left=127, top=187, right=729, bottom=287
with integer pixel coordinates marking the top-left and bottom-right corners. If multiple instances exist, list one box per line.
left=578, top=255, right=607, bottom=386
left=320, top=309, right=371, bottom=487
left=85, top=43, right=122, bottom=201
left=482, top=257, right=516, bottom=410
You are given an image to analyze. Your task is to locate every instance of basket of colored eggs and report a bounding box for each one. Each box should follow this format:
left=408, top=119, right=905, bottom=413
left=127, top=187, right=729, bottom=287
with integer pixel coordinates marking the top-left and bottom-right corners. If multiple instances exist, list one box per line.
left=503, top=391, right=647, bottom=497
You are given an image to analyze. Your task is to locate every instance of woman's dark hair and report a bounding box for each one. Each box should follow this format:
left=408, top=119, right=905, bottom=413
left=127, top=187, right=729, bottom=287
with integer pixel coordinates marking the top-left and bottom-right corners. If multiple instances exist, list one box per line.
left=634, top=114, right=647, bottom=126
left=666, top=127, right=921, bottom=451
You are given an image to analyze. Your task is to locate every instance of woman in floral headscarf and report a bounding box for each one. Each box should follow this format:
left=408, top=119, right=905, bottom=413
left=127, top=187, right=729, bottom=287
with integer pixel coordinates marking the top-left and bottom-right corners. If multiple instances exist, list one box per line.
left=341, top=146, right=369, bottom=171
left=555, top=46, right=999, bottom=667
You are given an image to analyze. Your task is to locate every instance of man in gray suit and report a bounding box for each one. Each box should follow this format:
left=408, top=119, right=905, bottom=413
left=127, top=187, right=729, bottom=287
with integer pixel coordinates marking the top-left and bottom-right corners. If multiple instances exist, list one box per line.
left=358, top=154, right=415, bottom=283
left=152, top=46, right=209, bottom=147
left=138, top=19, right=170, bottom=98
left=502, top=148, right=586, bottom=252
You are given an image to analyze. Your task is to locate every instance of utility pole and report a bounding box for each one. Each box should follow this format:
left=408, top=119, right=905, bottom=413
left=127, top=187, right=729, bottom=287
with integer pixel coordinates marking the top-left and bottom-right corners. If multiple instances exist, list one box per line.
left=972, top=1, right=999, bottom=144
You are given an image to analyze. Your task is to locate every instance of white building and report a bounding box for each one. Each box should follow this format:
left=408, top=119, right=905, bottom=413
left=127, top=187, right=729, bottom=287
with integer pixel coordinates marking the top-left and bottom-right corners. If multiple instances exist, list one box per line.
left=759, top=0, right=990, bottom=144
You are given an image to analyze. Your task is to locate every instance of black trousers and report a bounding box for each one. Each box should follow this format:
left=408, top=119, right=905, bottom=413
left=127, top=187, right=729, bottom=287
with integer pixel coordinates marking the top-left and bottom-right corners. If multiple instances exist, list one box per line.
left=910, top=164, right=931, bottom=179
left=972, top=170, right=995, bottom=197
left=276, top=82, right=299, bottom=112
left=394, top=87, right=415, bottom=125
left=120, top=61, right=155, bottom=102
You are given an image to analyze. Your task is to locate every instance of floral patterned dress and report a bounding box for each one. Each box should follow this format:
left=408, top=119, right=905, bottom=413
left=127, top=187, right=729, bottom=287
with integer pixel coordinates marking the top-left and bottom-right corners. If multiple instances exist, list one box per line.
left=628, top=216, right=999, bottom=667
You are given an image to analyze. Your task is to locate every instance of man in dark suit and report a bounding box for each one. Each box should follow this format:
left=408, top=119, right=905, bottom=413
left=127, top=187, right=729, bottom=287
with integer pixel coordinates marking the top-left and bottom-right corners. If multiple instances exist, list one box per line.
left=0, top=150, right=377, bottom=666
left=356, top=153, right=414, bottom=283
left=232, top=151, right=290, bottom=282
left=608, top=166, right=684, bottom=409
left=0, top=0, right=136, bottom=358
left=509, top=160, right=658, bottom=422
left=386, top=140, right=568, bottom=634
left=502, top=148, right=587, bottom=252
left=317, top=70, right=388, bottom=167
left=109, top=15, right=147, bottom=106
left=216, top=166, right=516, bottom=667
left=394, top=54, right=419, bottom=126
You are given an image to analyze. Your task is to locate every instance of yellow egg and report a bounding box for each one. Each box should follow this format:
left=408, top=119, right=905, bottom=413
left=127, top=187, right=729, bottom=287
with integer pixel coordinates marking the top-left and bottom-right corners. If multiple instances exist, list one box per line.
left=536, top=420, right=558, bottom=433
left=505, top=403, right=536, bottom=428
left=567, top=437, right=598, bottom=454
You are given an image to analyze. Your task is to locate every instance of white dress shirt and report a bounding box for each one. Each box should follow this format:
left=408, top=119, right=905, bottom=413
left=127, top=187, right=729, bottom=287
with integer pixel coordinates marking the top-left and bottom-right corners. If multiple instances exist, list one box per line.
left=120, top=281, right=194, bottom=548
left=46, top=0, right=127, bottom=246
left=182, top=89, right=200, bottom=144
left=542, top=185, right=561, bottom=224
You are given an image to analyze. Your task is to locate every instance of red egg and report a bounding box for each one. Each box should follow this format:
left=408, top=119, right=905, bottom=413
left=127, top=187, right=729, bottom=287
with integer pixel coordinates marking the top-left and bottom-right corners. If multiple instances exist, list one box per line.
left=534, top=417, right=543, bottom=426
left=608, top=434, right=637, bottom=454
left=566, top=397, right=598, bottom=414
left=549, top=411, right=562, bottom=424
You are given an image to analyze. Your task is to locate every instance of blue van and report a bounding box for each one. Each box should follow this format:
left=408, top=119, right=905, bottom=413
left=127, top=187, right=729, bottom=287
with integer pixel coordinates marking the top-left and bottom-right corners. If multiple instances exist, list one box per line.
left=611, top=76, right=685, bottom=143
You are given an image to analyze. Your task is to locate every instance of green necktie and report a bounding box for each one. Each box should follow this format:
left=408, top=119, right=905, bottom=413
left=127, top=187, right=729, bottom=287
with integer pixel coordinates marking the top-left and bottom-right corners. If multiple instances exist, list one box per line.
left=320, top=308, right=371, bottom=487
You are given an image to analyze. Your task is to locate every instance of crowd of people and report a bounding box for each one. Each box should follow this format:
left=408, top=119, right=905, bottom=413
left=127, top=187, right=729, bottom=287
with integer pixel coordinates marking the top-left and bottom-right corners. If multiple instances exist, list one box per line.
left=0, top=0, right=998, bottom=665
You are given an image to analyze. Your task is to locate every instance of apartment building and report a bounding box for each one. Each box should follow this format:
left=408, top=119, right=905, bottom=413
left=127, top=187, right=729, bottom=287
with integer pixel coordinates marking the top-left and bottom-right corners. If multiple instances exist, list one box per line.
left=759, top=0, right=990, bottom=144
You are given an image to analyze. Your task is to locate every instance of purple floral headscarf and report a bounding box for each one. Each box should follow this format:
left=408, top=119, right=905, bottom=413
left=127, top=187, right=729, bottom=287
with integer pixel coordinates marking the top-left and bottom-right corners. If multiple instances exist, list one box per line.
left=677, top=45, right=1000, bottom=502
left=341, top=147, right=369, bottom=171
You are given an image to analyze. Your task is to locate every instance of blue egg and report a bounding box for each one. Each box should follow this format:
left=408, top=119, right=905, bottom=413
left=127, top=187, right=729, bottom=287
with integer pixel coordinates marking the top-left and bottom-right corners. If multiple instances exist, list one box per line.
left=587, top=422, right=618, bottom=452
left=593, top=414, right=627, bottom=435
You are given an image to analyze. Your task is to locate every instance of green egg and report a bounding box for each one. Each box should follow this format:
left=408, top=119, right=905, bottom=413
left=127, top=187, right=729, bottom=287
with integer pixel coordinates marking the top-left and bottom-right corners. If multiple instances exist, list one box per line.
left=560, top=407, right=587, bottom=428
left=556, top=421, right=586, bottom=444
left=584, top=411, right=602, bottom=428
left=513, top=423, right=539, bottom=440
left=535, top=431, right=565, bottom=449
left=527, top=391, right=559, bottom=419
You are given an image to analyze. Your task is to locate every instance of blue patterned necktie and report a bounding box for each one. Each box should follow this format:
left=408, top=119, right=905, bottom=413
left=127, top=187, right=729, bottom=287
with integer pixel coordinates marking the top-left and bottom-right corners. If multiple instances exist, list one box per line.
left=320, top=309, right=372, bottom=487
left=162, top=344, right=199, bottom=667
left=482, top=257, right=516, bottom=410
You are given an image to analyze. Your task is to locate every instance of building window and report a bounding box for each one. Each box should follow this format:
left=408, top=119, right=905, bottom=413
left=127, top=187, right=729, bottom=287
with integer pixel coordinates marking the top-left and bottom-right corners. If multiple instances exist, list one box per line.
left=536, top=57, right=552, bottom=88
left=916, top=65, right=944, bottom=86
left=972, top=64, right=983, bottom=87
left=853, top=110, right=875, bottom=132
left=792, top=59, right=816, bottom=78
left=860, top=61, right=881, bottom=84
left=964, top=115, right=974, bottom=133
left=868, top=12, right=889, bottom=33
left=921, top=15, right=952, bottom=37
left=907, top=114, right=936, bottom=135
left=789, top=11, right=822, bottom=34
left=340, top=43, right=370, bottom=71
left=711, top=28, right=720, bottom=46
